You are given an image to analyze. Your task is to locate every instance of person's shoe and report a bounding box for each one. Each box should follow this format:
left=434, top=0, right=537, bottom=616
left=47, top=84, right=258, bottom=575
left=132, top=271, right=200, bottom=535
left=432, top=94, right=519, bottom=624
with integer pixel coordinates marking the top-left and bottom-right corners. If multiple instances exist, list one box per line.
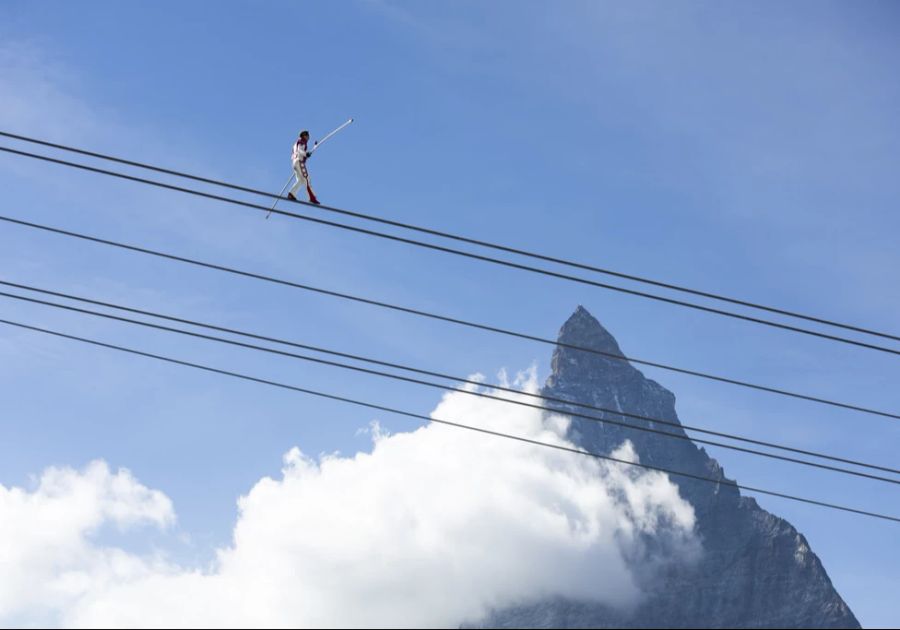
left=287, top=192, right=297, bottom=201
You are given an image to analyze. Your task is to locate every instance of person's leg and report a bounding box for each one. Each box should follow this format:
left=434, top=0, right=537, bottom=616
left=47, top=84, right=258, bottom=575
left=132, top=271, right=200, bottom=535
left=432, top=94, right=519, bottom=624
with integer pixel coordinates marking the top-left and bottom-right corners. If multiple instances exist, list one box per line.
left=306, top=180, right=320, bottom=204
left=288, top=162, right=305, bottom=199
left=299, top=161, right=319, bottom=204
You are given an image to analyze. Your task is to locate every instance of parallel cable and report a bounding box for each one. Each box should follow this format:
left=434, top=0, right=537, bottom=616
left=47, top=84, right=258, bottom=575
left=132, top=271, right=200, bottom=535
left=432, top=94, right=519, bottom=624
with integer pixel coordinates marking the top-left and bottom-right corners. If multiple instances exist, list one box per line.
left=4, top=287, right=898, bottom=485
left=3, top=129, right=898, bottom=345
left=2, top=213, right=898, bottom=422
left=2, top=317, right=897, bottom=524
left=2, top=144, right=899, bottom=357
left=4, top=278, right=899, bottom=477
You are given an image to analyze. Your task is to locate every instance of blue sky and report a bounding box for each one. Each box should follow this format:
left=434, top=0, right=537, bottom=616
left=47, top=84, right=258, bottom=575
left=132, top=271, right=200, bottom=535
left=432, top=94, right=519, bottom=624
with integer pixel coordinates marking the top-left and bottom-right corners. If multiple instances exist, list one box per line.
left=1, top=1, right=898, bottom=625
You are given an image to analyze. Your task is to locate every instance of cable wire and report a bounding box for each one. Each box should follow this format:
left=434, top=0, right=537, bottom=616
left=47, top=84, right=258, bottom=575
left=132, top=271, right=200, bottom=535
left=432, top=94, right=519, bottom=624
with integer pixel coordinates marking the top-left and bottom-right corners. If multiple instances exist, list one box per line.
left=2, top=144, right=899, bottom=357
left=2, top=317, right=897, bottom=524
left=2, top=213, right=898, bottom=423
left=3, top=286, right=898, bottom=485
left=3, top=129, right=898, bottom=345
left=4, top=278, right=898, bottom=476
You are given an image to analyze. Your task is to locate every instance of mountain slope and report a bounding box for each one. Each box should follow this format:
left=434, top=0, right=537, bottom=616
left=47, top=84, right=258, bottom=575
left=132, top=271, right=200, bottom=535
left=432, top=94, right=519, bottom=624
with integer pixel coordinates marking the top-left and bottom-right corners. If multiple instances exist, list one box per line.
left=476, top=306, right=858, bottom=629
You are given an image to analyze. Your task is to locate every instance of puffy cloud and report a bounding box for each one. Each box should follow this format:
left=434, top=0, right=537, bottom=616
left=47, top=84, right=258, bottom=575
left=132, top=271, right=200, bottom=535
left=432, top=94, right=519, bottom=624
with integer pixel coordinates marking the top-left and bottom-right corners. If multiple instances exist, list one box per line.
left=1, top=370, right=698, bottom=628
left=0, top=461, right=174, bottom=625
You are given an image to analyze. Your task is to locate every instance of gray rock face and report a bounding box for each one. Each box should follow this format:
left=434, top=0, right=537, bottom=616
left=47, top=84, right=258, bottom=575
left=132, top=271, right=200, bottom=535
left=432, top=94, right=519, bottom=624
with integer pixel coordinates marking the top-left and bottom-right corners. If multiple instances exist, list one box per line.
left=475, top=307, right=858, bottom=629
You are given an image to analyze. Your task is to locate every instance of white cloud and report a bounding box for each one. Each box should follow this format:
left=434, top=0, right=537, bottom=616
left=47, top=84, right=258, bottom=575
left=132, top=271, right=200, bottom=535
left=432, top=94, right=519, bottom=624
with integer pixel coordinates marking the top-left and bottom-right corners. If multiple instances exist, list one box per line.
left=1, top=370, right=698, bottom=628
left=0, top=461, right=174, bottom=626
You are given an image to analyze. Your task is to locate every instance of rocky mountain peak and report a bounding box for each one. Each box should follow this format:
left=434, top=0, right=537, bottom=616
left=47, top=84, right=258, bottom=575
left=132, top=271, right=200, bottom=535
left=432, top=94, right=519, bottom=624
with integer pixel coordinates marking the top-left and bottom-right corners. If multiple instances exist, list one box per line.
left=472, top=307, right=859, bottom=629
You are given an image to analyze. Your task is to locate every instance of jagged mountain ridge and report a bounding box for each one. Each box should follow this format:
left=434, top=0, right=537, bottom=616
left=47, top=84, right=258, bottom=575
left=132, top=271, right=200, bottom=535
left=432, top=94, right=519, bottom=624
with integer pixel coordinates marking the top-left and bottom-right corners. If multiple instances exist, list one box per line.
left=474, top=306, right=858, bottom=629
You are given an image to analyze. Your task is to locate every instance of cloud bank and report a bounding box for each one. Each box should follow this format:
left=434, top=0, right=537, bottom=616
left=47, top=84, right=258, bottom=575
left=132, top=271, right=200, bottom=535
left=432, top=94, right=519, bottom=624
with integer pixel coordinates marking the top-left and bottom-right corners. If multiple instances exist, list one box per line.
left=1, top=371, right=698, bottom=628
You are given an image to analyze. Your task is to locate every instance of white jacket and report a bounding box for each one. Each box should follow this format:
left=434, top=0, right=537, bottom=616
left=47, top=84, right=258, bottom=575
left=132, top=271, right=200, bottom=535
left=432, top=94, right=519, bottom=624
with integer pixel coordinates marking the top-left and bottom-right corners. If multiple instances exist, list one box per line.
left=292, top=138, right=311, bottom=164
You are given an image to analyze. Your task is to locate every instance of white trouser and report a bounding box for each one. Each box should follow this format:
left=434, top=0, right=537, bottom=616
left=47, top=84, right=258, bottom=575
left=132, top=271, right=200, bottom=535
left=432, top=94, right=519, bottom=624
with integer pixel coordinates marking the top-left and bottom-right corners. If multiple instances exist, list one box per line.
left=289, top=159, right=315, bottom=200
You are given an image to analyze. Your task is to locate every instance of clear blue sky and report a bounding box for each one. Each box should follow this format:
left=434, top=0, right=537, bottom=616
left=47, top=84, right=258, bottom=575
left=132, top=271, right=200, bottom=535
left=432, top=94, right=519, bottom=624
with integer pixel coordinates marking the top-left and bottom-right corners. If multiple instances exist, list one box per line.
left=1, top=1, right=898, bottom=625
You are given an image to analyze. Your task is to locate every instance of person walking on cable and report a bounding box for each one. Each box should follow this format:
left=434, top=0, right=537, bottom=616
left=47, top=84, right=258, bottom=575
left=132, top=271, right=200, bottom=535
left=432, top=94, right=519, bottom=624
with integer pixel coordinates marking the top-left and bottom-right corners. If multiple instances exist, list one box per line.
left=287, top=130, right=319, bottom=205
